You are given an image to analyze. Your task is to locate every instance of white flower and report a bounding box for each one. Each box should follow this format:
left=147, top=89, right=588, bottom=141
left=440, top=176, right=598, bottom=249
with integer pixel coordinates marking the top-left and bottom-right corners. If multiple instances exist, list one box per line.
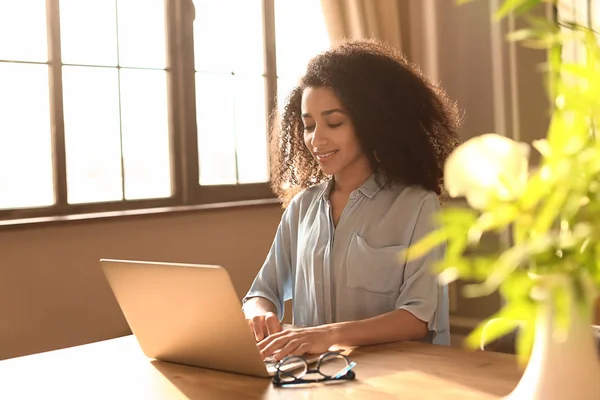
left=444, top=133, right=530, bottom=210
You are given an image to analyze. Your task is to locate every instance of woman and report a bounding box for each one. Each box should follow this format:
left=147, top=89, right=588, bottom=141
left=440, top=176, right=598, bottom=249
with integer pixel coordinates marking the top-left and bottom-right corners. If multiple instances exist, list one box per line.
left=243, top=39, right=461, bottom=361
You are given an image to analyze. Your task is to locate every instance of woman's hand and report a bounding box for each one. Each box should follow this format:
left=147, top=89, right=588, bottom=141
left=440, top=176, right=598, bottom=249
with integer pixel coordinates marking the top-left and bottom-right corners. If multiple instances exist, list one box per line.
left=247, top=312, right=282, bottom=341
left=243, top=297, right=282, bottom=341
left=258, top=326, right=337, bottom=361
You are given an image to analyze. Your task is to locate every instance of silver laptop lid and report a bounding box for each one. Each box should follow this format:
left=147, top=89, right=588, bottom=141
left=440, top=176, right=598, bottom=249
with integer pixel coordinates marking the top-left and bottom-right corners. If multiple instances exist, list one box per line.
left=100, top=259, right=270, bottom=377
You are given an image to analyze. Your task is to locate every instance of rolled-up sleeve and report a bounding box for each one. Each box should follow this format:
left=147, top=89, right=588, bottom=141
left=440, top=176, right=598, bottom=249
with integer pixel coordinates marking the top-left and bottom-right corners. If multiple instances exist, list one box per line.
left=395, top=193, right=448, bottom=343
left=242, top=203, right=296, bottom=321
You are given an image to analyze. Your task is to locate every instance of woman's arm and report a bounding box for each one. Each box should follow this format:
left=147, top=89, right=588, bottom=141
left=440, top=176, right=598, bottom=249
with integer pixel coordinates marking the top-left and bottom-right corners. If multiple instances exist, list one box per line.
left=242, top=201, right=298, bottom=340
left=243, top=296, right=278, bottom=318
left=257, top=309, right=427, bottom=360
left=330, top=308, right=428, bottom=346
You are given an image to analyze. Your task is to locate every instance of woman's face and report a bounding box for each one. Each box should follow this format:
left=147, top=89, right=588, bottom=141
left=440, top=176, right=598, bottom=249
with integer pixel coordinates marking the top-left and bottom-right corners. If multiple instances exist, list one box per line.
left=301, top=86, right=370, bottom=178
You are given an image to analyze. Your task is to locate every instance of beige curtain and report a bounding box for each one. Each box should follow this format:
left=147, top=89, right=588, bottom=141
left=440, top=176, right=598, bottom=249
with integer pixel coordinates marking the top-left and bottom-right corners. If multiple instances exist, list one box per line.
left=320, top=0, right=404, bottom=49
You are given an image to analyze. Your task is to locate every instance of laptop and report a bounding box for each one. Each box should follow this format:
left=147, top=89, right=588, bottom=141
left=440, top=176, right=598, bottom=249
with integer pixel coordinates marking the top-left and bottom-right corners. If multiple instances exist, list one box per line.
left=100, top=259, right=319, bottom=378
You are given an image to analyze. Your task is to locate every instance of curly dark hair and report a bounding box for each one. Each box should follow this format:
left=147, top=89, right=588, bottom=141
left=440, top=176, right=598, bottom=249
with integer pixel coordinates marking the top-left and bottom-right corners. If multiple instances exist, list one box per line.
left=270, top=39, right=461, bottom=206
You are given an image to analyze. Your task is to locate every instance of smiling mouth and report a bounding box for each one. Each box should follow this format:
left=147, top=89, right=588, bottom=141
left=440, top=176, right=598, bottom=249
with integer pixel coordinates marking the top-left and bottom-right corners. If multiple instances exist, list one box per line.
left=315, top=150, right=338, bottom=161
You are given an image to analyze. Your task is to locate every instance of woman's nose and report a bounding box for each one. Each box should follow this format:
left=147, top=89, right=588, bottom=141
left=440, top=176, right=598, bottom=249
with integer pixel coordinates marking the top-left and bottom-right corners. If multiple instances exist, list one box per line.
left=310, top=125, right=328, bottom=147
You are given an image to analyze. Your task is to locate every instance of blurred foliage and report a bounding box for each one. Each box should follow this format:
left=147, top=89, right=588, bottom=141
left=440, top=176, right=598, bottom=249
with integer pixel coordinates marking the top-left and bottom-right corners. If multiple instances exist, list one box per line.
left=402, top=0, right=600, bottom=364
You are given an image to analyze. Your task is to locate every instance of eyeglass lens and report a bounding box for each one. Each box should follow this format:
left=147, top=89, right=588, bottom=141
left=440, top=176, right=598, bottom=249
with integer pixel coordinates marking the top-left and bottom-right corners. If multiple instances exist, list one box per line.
left=318, top=353, right=351, bottom=377
left=278, top=356, right=309, bottom=382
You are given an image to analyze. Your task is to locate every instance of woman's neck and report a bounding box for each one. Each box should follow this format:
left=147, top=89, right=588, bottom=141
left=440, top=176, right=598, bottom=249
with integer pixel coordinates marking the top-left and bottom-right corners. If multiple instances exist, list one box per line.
left=333, top=166, right=374, bottom=194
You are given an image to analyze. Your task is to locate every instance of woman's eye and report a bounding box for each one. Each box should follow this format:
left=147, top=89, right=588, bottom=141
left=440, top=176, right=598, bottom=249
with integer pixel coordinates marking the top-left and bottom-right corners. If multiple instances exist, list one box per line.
left=303, top=122, right=341, bottom=133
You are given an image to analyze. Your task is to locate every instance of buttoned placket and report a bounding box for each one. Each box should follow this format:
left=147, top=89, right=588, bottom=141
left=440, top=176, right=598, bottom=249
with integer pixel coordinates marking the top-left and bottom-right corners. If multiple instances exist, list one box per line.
left=323, top=189, right=362, bottom=323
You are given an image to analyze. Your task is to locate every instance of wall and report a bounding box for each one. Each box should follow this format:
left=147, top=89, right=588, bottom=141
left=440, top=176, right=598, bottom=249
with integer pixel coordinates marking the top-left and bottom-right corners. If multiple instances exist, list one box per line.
left=409, top=0, right=549, bottom=143
left=407, top=0, right=551, bottom=332
left=0, top=2, right=557, bottom=360
left=0, top=204, right=284, bottom=360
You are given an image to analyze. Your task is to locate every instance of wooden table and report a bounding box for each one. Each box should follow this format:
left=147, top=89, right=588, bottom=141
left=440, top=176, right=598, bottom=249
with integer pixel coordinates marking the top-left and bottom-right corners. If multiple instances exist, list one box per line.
left=0, top=336, right=522, bottom=399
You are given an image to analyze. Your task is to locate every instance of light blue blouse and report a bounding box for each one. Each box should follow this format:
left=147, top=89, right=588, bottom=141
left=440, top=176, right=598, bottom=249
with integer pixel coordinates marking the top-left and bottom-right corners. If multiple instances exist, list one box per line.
left=243, top=175, right=450, bottom=345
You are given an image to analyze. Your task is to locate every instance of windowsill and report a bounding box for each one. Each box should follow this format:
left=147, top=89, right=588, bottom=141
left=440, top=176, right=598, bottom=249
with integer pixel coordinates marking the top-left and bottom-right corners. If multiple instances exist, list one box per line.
left=0, top=197, right=283, bottom=230
left=0, top=194, right=466, bottom=230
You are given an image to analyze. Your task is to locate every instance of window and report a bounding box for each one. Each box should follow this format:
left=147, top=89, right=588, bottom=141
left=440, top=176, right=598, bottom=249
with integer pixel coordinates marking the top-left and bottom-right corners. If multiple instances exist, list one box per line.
left=0, top=0, right=329, bottom=222
left=558, top=0, right=599, bottom=62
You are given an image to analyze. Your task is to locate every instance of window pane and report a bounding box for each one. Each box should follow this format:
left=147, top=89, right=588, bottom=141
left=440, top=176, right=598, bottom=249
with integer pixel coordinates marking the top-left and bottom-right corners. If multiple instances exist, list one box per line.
left=274, top=0, right=330, bottom=112
left=274, top=0, right=329, bottom=77
left=234, top=76, right=269, bottom=183
left=557, top=0, right=576, bottom=62
left=0, top=63, right=54, bottom=209
left=62, top=66, right=123, bottom=203
left=574, top=0, right=590, bottom=64
left=119, top=69, right=171, bottom=199
left=193, top=0, right=264, bottom=74
left=196, top=72, right=237, bottom=185
left=0, top=0, right=48, bottom=62
left=276, top=75, right=301, bottom=115
left=117, top=0, right=166, bottom=68
left=594, top=1, right=600, bottom=39
left=60, top=0, right=118, bottom=66
left=559, top=0, right=599, bottom=62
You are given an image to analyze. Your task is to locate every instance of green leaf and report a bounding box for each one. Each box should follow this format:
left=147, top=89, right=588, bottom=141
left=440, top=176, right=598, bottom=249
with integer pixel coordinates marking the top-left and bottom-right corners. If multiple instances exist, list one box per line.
left=512, top=0, right=544, bottom=15
left=524, top=15, right=560, bottom=32
left=400, top=229, right=448, bottom=262
left=465, top=234, right=562, bottom=297
left=434, top=255, right=498, bottom=282
left=495, top=0, right=542, bottom=20
left=438, top=1, right=600, bottom=368
left=464, top=298, right=532, bottom=349
left=433, top=257, right=467, bottom=275
left=506, top=28, right=542, bottom=42
left=547, top=111, right=590, bottom=154
left=532, top=183, right=570, bottom=236
left=500, top=271, right=537, bottom=301
left=446, top=232, right=469, bottom=260
left=506, top=21, right=559, bottom=49
left=532, top=139, right=552, bottom=158
left=462, top=282, right=493, bottom=298
left=464, top=246, right=529, bottom=297
left=435, top=207, right=479, bottom=227
left=562, top=63, right=592, bottom=80
left=437, top=265, right=461, bottom=285
left=475, top=204, right=519, bottom=232
left=519, top=170, right=551, bottom=211
left=471, top=256, right=500, bottom=280
left=495, top=0, right=526, bottom=19
left=465, top=317, right=520, bottom=350
left=465, top=297, right=537, bottom=364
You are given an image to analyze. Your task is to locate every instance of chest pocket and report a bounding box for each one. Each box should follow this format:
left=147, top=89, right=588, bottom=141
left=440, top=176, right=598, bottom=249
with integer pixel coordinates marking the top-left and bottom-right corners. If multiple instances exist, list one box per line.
left=345, top=233, right=405, bottom=296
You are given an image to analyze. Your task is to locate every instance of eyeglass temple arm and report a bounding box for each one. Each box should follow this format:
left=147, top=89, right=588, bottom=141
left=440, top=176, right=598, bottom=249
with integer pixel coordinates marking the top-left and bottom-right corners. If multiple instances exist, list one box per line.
left=332, top=361, right=357, bottom=379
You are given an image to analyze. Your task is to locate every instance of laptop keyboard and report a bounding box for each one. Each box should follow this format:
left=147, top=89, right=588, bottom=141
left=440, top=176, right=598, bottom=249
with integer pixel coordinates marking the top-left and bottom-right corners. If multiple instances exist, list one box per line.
left=264, top=356, right=278, bottom=366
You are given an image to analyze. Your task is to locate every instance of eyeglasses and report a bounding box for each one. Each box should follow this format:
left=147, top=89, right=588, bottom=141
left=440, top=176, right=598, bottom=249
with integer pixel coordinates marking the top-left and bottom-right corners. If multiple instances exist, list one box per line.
left=273, top=352, right=357, bottom=387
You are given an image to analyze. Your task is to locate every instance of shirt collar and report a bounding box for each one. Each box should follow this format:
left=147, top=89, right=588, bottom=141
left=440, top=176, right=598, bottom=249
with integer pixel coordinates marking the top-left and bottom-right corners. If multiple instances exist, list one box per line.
left=320, top=174, right=385, bottom=201
left=358, top=174, right=385, bottom=199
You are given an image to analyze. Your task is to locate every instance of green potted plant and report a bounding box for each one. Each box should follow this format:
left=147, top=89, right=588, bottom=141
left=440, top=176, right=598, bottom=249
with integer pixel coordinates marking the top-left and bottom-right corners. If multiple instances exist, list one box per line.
left=403, top=0, right=600, bottom=398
